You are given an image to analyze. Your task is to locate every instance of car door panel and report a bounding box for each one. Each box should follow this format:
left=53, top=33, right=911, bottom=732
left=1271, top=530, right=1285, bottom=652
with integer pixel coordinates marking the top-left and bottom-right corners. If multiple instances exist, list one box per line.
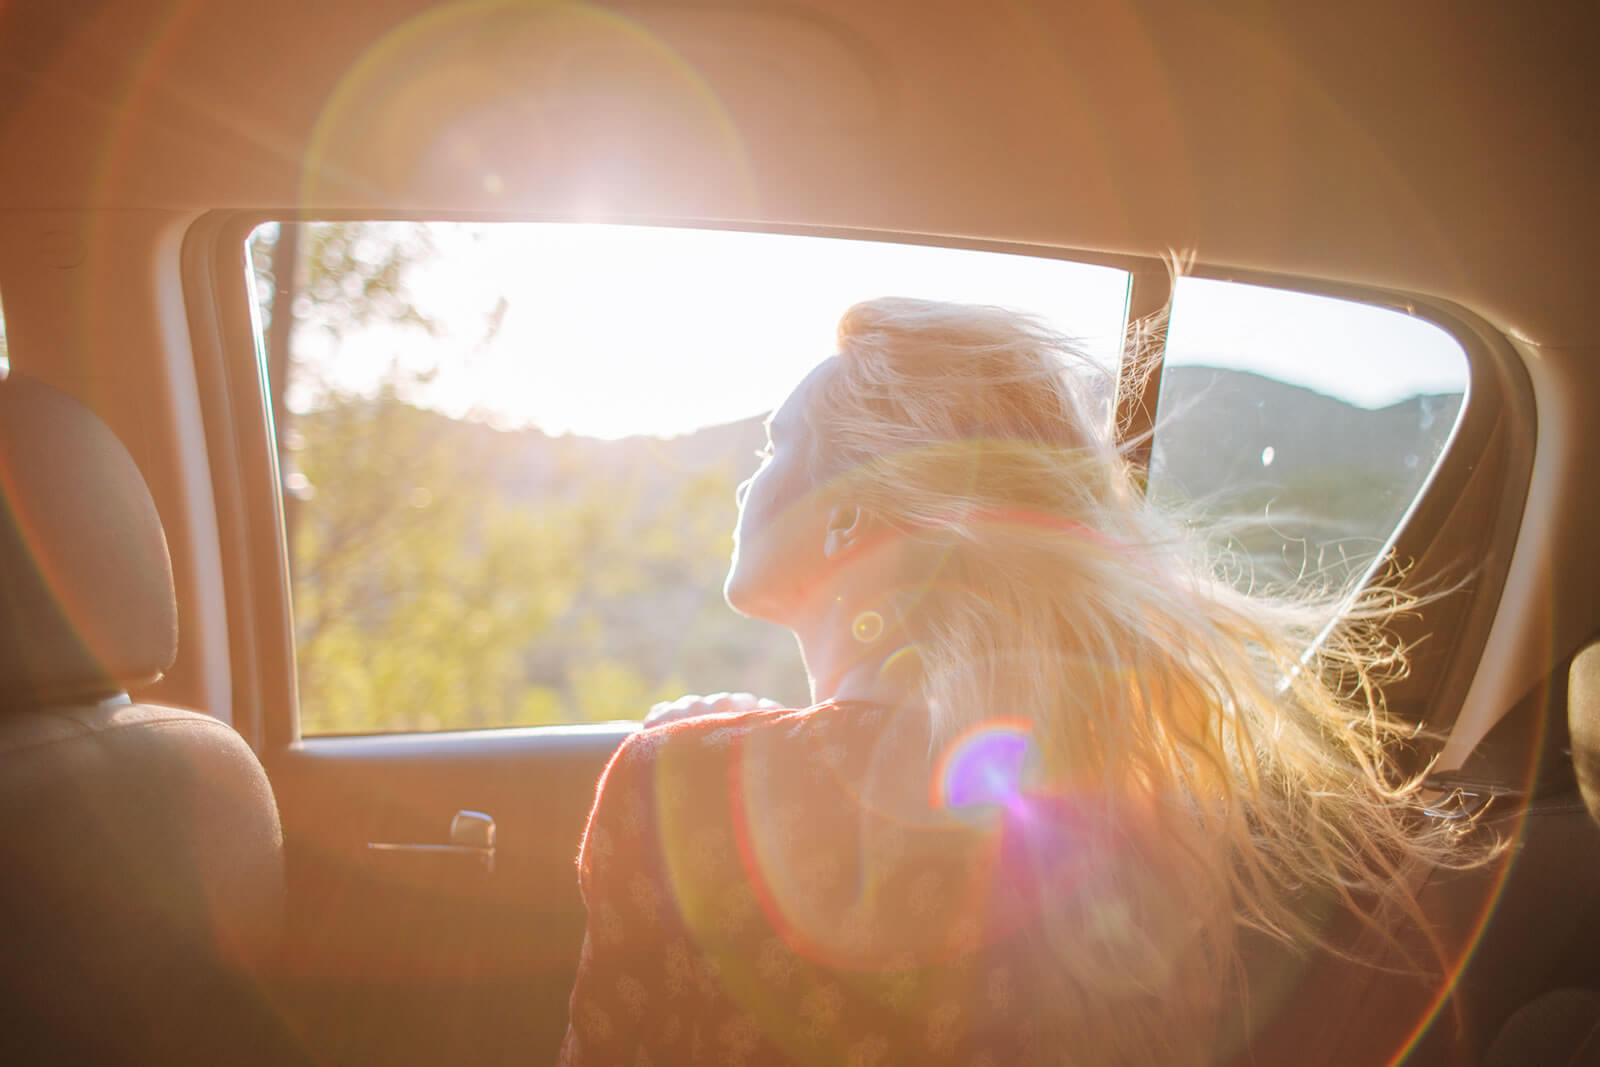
left=266, top=725, right=631, bottom=1065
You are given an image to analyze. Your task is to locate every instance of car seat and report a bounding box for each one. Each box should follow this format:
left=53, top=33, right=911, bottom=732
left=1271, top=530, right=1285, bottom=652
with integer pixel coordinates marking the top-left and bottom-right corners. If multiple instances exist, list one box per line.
left=0, top=375, right=305, bottom=1064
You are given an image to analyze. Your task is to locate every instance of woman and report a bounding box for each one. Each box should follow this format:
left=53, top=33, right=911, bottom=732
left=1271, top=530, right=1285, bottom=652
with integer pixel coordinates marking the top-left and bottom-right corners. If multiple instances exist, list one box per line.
left=558, top=298, right=1483, bottom=1065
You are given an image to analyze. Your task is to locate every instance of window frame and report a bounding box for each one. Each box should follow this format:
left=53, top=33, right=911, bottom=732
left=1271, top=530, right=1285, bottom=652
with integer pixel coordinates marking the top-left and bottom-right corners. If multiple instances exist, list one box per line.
left=1145, top=265, right=1534, bottom=747
left=0, top=286, right=9, bottom=378
left=180, top=210, right=1532, bottom=760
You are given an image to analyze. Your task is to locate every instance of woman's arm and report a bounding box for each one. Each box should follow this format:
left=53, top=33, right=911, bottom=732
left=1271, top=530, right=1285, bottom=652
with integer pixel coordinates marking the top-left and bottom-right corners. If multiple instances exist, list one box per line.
left=558, top=733, right=671, bottom=1065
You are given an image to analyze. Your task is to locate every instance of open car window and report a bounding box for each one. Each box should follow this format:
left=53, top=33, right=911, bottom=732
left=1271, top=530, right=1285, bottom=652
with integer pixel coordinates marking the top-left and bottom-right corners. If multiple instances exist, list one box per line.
left=246, top=222, right=1129, bottom=734
left=245, top=223, right=1469, bottom=736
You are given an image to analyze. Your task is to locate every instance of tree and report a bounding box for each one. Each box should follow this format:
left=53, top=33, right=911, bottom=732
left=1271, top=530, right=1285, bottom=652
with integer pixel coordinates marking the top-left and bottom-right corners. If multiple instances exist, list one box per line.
left=249, top=222, right=550, bottom=732
left=246, top=221, right=760, bottom=732
left=289, top=394, right=590, bottom=732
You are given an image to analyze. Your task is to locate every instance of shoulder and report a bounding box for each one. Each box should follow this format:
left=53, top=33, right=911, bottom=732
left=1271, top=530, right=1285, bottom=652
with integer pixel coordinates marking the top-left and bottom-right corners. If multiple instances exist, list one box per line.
left=602, top=701, right=880, bottom=779
left=577, top=707, right=811, bottom=882
left=579, top=703, right=889, bottom=879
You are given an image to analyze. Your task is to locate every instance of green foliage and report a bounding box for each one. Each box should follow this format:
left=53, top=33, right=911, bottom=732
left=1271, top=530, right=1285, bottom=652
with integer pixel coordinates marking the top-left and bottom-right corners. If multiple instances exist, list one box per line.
left=567, top=660, right=685, bottom=725
left=248, top=221, right=440, bottom=344
left=284, top=388, right=806, bottom=733
left=251, top=217, right=808, bottom=733
left=290, top=392, right=573, bottom=732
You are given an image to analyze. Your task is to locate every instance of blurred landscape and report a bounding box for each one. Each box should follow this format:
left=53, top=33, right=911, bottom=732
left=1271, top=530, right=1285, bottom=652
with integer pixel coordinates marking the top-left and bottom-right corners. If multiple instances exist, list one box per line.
left=286, top=367, right=1459, bottom=734
left=250, top=221, right=1460, bottom=734
left=1150, top=366, right=1461, bottom=587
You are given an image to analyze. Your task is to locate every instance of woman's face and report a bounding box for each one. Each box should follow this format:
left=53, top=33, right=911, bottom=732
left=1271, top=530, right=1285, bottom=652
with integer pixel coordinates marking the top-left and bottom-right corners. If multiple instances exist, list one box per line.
left=724, top=359, right=837, bottom=622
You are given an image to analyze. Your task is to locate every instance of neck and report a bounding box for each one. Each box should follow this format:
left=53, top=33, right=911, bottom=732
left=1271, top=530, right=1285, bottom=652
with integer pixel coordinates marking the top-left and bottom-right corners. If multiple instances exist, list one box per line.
left=791, top=592, right=925, bottom=709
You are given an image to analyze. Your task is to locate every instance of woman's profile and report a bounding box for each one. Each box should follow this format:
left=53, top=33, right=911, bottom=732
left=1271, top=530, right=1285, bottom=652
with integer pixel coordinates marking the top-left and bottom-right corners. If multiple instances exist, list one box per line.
left=558, top=297, right=1486, bottom=1065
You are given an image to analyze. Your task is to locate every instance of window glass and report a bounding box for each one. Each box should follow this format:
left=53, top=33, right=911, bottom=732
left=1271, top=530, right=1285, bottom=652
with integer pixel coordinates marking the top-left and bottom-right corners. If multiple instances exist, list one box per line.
left=1147, top=277, right=1468, bottom=591
left=246, top=222, right=1130, bottom=735
left=0, top=288, right=9, bottom=378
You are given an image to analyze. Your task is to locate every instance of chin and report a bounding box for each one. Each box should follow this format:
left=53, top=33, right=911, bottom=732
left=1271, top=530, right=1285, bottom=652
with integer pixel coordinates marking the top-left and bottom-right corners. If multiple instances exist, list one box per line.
left=723, top=556, right=759, bottom=617
left=723, top=564, right=781, bottom=623
left=722, top=571, right=748, bottom=616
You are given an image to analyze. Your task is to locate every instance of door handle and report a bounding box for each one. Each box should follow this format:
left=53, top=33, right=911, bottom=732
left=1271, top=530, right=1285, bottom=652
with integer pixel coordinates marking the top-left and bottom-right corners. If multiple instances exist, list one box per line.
left=368, top=809, right=496, bottom=873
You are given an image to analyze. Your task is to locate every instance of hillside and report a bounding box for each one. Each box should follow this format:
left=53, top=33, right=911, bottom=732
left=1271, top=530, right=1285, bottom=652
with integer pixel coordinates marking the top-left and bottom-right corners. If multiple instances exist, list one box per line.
left=287, top=366, right=1463, bottom=731
left=1150, top=366, right=1461, bottom=583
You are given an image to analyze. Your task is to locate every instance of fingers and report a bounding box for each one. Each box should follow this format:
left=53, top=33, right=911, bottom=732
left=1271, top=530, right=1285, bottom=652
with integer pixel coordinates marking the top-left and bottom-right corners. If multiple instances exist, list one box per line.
left=643, top=692, right=780, bottom=727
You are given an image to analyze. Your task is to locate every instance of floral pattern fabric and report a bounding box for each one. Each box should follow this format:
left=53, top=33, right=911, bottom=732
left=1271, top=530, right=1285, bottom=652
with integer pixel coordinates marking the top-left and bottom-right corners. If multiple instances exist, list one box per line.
left=557, top=702, right=1073, bottom=1066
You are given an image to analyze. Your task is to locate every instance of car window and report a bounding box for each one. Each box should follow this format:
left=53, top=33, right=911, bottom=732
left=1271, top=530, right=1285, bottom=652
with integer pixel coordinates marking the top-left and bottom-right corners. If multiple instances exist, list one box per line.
left=246, top=229, right=1469, bottom=736
left=1147, top=277, right=1468, bottom=592
left=245, top=222, right=1130, bottom=734
left=0, top=290, right=9, bottom=378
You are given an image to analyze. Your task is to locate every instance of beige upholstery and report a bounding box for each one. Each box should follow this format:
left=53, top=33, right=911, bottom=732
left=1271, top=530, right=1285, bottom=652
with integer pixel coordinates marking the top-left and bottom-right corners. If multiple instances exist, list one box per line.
left=0, top=700, right=299, bottom=1062
left=0, top=376, right=303, bottom=1064
left=1571, top=640, right=1600, bottom=828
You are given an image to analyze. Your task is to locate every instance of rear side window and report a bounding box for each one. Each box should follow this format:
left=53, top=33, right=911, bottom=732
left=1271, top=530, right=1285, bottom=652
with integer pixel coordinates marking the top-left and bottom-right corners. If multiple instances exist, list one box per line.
left=244, top=226, right=1470, bottom=736
left=245, top=222, right=1128, bottom=735
left=1147, top=278, right=1468, bottom=590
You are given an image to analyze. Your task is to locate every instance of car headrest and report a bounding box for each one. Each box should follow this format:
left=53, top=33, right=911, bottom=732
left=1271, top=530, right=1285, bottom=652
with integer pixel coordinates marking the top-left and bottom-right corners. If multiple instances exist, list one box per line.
left=0, top=375, right=177, bottom=707
left=1571, top=639, right=1600, bottom=828
left=1561, top=639, right=1600, bottom=831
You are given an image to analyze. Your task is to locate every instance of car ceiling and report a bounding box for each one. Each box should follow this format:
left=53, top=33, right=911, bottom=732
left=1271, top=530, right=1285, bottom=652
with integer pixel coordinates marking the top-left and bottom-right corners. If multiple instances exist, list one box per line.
left=0, top=0, right=1593, bottom=348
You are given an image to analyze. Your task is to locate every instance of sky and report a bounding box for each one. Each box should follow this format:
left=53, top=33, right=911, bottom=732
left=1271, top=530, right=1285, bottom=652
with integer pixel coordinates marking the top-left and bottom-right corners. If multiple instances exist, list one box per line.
left=287, top=223, right=1469, bottom=440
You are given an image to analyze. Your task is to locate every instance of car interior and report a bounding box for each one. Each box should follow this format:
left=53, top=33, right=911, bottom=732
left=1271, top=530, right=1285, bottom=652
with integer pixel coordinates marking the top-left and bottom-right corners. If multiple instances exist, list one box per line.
left=0, top=0, right=1596, bottom=1063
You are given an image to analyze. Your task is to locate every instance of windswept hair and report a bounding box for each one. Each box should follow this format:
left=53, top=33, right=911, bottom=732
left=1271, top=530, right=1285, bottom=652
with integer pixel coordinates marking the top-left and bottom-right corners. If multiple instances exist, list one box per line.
left=803, top=296, right=1491, bottom=1063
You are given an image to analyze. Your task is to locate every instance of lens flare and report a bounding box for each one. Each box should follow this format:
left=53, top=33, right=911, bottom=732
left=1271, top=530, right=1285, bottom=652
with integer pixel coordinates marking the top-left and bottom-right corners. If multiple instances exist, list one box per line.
left=933, top=719, right=1036, bottom=811
left=298, top=0, right=755, bottom=213
left=850, top=609, right=883, bottom=644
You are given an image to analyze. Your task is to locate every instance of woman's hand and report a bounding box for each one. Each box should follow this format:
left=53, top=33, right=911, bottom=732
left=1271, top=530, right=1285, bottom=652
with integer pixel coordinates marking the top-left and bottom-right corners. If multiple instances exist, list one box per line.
left=644, top=692, right=782, bottom=728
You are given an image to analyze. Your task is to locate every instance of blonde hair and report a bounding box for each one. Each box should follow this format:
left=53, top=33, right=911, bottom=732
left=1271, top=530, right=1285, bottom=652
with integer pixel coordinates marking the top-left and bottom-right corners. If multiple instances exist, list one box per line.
left=806, top=296, right=1489, bottom=1063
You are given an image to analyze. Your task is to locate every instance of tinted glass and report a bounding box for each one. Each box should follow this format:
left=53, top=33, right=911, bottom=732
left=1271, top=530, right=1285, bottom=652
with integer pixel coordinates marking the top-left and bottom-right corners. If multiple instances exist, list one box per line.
left=1148, top=277, right=1468, bottom=591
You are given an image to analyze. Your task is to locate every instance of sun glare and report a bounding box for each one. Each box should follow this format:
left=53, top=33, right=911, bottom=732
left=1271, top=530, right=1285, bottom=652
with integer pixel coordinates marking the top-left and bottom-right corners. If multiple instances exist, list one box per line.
left=277, top=222, right=1467, bottom=441
left=292, top=223, right=1131, bottom=439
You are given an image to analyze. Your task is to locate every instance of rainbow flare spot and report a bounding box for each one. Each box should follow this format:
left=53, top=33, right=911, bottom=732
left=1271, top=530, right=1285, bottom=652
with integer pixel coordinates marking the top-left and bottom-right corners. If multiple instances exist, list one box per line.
left=933, top=719, right=1036, bottom=812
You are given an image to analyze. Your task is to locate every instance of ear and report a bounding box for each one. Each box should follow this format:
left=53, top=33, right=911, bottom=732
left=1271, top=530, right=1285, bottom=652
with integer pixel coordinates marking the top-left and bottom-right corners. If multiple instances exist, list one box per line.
left=823, top=504, right=870, bottom=560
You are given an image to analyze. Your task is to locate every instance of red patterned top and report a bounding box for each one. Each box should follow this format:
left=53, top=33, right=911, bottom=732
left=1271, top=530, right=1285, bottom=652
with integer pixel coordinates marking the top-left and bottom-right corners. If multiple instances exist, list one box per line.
left=555, top=700, right=1189, bottom=1066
